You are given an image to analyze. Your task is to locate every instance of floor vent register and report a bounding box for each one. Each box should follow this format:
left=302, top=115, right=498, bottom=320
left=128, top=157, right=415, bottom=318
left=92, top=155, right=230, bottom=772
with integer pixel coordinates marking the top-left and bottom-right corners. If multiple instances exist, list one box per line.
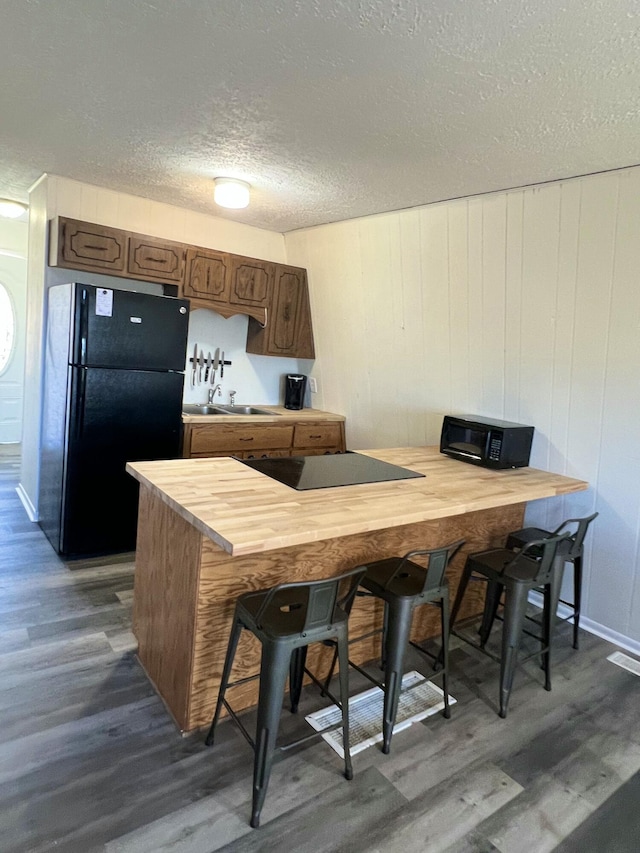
left=305, top=670, right=456, bottom=758
left=607, top=650, right=640, bottom=677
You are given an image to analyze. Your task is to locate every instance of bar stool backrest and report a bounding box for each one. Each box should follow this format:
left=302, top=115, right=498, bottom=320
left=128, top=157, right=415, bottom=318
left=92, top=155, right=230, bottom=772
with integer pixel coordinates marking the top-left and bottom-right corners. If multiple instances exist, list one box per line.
left=252, top=566, right=367, bottom=635
left=552, top=512, right=598, bottom=559
left=507, top=531, right=572, bottom=584
left=382, top=539, right=465, bottom=594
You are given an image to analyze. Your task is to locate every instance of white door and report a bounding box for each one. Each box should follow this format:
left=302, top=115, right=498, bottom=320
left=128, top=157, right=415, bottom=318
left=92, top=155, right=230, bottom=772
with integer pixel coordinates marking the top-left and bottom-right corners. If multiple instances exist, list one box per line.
left=0, top=218, right=28, bottom=444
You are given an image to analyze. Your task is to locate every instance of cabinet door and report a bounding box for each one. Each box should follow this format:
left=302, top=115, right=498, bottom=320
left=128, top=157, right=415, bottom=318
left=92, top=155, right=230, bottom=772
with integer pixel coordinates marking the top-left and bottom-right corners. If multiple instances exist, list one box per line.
left=128, top=235, right=185, bottom=283
left=55, top=218, right=128, bottom=274
left=183, top=248, right=231, bottom=305
left=270, top=266, right=303, bottom=354
left=229, top=256, right=273, bottom=308
left=246, top=264, right=315, bottom=359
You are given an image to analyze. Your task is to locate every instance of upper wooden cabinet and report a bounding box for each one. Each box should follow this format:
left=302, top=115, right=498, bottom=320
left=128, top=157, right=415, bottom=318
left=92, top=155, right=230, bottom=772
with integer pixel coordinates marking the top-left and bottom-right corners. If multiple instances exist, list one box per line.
left=128, top=235, right=185, bottom=283
left=183, top=247, right=230, bottom=305
left=49, top=217, right=315, bottom=359
left=51, top=218, right=128, bottom=275
left=51, top=217, right=186, bottom=286
left=229, top=256, right=273, bottom=309
left=246, top=264, right=315, bottom=359
left=181, top=248, right=268, bottom=324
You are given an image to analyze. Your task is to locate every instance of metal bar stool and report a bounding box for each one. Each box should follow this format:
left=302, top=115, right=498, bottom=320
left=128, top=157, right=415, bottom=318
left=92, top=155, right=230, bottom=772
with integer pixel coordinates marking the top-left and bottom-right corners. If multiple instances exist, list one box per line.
left=205, top=566, right=366, bottom=829
left=324, top=540, right=464, bottom=754
left=449, top=532, right=571, bottom=718
left=503, top=512, right=598, bottom=649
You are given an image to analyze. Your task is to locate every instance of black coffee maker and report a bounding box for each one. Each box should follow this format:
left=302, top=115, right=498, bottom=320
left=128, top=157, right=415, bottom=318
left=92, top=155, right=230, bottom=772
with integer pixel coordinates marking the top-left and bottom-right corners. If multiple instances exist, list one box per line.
left=284, top=374, right=307, bottom=410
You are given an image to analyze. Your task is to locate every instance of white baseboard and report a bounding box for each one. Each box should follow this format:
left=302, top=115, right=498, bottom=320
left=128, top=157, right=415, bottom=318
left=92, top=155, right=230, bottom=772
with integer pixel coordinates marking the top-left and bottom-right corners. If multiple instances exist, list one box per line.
left=577, top=616, right=640, bottom=657
left=528, top=590, right=640, bottom=657
left=15, top=483, right=38, bottom=522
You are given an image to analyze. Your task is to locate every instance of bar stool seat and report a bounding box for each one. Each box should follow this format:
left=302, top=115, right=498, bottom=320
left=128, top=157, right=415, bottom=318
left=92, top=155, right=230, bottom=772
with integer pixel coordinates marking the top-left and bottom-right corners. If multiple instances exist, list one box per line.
left=325, top=540, right=464, bottom=755
left=205, top=566, right=365, bottom=829
left=449, top=532, right=570, bottom=718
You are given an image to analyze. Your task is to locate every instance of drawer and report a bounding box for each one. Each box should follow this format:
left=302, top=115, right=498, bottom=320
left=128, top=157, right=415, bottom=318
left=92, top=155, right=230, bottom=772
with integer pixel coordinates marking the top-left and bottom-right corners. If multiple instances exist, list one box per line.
left=238, top=449, right=291, bottom=460
left=190, top=424, right=294, bottom=455
left=292, top=422, right=343, bottom=449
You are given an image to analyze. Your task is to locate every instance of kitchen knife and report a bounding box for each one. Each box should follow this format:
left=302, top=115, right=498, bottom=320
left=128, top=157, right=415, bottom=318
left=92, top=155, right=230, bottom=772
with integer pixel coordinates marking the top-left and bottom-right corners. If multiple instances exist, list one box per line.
left=211, top=347, right=220, bottom=384
left=191, top=343, right=198, bottom=388
left=220, top=351, right=225, bottom=379
left=205, top=351, right=212, bottom=382
left=198, top=350, right=205, bottom=384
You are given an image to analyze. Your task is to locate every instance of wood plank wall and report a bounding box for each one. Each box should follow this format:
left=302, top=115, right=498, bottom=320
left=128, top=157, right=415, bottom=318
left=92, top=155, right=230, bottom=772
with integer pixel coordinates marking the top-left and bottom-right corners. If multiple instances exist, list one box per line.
left=284, top=167, right=640, bottom=648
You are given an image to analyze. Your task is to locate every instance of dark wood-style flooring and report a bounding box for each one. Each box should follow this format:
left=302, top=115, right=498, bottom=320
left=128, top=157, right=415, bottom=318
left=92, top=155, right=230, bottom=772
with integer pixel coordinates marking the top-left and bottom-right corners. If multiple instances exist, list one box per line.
left=0, top=445, right=639, bottom=852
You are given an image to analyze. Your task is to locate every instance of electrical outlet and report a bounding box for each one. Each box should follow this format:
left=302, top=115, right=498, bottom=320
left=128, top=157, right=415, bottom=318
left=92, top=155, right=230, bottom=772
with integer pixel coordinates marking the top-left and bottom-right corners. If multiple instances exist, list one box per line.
left=309, top=377, right=318, bottom=393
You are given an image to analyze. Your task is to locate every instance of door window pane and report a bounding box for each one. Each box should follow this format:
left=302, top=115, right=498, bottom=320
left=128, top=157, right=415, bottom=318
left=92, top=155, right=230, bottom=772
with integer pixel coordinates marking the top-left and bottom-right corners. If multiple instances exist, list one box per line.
left=0, top=283, right=15, bottom=374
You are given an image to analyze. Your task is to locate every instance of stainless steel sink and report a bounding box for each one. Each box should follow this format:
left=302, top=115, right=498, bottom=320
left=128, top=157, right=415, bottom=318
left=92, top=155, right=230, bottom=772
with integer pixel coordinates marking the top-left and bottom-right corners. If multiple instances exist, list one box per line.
left=218, top=405, right=277, bottom=415
left=182, top=404, right=277, bottom=416
left=182, top=404, right=232, bottom=416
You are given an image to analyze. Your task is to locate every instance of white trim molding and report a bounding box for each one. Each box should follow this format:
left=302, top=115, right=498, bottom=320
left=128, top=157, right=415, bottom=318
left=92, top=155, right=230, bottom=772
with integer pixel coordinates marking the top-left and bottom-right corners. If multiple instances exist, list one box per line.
left=16, top=483, right=37, bottom=522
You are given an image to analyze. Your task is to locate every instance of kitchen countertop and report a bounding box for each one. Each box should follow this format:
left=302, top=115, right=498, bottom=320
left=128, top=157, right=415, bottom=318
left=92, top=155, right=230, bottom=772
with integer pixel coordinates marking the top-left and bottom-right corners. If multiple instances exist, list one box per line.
left=126, top=446, right=588, bottom=557
left=181, top=405, right=345, bottom=424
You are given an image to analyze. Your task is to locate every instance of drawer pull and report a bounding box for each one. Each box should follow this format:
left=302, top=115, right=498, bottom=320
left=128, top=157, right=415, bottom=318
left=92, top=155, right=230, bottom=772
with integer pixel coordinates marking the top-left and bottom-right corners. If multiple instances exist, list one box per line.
left=239, top=437, right=254, bottom=442
left=309, top=434, right=322, bottom=439
left=85, top=244, right=108, bottom=251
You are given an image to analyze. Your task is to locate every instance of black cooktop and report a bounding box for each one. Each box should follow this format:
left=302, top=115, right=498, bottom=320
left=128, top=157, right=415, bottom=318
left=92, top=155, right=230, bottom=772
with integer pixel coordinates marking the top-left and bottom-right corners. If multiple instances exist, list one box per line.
left=238, top=451, right=424, bottom=491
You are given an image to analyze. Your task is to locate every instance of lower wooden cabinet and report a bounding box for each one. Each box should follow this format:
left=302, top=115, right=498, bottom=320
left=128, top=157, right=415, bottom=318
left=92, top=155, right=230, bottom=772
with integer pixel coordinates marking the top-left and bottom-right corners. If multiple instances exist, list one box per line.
left=183, top=419, right=345, bottom=459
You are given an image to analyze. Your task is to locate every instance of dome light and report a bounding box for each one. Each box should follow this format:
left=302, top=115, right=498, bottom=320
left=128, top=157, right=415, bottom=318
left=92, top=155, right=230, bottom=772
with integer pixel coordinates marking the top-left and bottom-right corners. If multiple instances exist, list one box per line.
left=0, top=199, right=28, bottom=219
left=213, top=178, right=251, bottom=209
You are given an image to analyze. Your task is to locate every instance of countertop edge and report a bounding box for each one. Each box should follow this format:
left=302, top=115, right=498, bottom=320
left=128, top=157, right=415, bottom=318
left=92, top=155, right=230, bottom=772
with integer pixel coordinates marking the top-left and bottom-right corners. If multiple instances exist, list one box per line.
left=181, top=406, right=345, bottom=424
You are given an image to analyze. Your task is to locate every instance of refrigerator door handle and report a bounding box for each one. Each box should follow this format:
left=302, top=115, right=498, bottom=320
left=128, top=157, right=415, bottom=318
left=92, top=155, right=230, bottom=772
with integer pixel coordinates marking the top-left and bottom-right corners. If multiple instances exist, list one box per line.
left=74, top=368, right=87, bottom=440
left=77, top=287, right=89, bottom=365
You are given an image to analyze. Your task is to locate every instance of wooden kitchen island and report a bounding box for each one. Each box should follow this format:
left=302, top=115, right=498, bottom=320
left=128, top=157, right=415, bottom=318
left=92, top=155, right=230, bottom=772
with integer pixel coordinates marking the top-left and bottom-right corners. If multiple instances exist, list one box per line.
left=126, top=447, right=588, bottom=732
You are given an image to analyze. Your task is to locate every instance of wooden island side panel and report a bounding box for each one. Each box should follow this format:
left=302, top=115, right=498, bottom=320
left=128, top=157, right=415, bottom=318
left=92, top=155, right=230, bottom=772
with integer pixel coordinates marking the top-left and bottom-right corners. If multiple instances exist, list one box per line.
left=132, top=488, right=203, bottom=728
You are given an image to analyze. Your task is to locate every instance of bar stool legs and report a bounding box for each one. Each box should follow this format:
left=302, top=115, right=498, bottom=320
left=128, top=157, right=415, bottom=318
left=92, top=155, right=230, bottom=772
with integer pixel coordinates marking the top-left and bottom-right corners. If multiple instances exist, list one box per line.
left=572, top=555, right=583, bottom=649
left=337, top=634, right=354, bottom=779
left=251, top=643, right=291, bottom=827
left=206, top=617, right=243, bottom=746
left=337, top=542, right=463, bottom=754
left=380, top=597, right=413, bottom=754
left=449, top=533, right=570, bottom=719
left=498, top=585, right=530, bottom=718
left=206, top=567, right=365, bottom=828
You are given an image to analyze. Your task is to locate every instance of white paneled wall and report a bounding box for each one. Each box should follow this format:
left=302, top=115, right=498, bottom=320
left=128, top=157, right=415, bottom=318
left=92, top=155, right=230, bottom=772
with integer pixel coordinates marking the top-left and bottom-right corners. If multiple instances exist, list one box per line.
left=285, top=167, right=640, bottom=647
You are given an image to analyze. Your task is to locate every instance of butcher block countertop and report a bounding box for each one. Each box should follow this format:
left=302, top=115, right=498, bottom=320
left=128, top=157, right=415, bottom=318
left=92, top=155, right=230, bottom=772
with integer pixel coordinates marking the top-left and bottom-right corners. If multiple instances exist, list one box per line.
left=181, top=405, right=345, bottom=424
left=126, top=446, right=588, bottom=558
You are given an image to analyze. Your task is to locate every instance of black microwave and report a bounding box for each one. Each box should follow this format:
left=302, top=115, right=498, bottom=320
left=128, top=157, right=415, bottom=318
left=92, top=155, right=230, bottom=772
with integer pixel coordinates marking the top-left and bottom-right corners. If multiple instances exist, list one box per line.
left=440, top=414, right=534, bottom=469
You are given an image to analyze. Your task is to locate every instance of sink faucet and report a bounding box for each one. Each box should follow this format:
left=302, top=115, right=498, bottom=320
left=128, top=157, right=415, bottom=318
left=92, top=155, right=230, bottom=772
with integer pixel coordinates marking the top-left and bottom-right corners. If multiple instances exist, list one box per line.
left=208, top=385, right=221, bottom=404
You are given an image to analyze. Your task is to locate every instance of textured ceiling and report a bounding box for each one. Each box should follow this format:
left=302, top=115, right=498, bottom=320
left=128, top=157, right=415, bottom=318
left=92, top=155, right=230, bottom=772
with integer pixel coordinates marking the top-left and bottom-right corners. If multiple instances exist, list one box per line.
left=1, top=1, right=639, bottom=232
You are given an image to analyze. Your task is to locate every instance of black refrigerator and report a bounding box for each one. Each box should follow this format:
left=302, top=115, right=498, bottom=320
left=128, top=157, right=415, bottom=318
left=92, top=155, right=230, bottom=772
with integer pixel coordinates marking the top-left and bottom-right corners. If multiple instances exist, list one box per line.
left=39, top=282, right=189, bottom=558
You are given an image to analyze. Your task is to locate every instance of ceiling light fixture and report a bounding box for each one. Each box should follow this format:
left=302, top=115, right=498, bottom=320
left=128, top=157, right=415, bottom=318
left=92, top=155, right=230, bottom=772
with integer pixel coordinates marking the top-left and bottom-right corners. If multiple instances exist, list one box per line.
left=0, top=199, right=28, bottom=219
left=213, top=178, right=251, bottom=209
